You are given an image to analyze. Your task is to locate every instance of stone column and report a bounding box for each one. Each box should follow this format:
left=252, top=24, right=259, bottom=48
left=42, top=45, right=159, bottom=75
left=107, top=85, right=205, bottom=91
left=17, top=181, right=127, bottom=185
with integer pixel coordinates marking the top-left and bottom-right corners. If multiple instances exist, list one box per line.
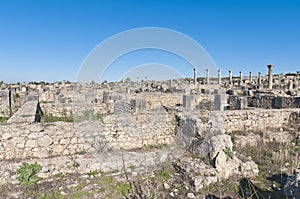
left=206, top=69, right=210, bottom=85
left=168, top=79, right=172, bottom=88
left=258, top=72, right=262, bottom=85
left=249, top=72, right=253, bottom=83
left=295, top=79, right=299, bottom=89
left=267, top=64, right=274, bottom=89
left=229, top=70, right=233, bottom=85
left=289, top=79, right=293, bottom=90
left=239, top=71, right=243, bottom=85
left=193, top=68, right=197, bottom=85
left=218, top=69, right=222, bottom=84
left=137, top=76, right=140, bottom=87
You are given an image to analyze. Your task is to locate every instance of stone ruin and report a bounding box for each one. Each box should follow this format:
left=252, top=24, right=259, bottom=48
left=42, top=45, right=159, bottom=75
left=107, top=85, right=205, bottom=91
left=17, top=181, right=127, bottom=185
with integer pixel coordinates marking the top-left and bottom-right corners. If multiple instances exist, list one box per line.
left=0, top=65, right=299, bottom=197
left=0, top=90, right=14, bottom=117
left=7, top=98, right=43, bottom=123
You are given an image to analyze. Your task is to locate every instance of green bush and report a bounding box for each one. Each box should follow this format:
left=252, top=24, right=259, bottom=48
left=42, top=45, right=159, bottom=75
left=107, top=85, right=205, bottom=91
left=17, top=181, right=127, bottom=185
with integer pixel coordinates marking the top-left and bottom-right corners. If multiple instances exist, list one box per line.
left=17, top=162, right=42, bottom=186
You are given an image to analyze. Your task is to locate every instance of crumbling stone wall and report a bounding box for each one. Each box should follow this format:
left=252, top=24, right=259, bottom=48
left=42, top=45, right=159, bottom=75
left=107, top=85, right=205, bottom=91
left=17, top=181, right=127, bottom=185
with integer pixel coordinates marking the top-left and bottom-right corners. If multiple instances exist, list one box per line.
left=0, top=110, right=176, bottom=160
left=222, top=109, right=300, bottom=132
left=247, top=96, right=300, bottom=109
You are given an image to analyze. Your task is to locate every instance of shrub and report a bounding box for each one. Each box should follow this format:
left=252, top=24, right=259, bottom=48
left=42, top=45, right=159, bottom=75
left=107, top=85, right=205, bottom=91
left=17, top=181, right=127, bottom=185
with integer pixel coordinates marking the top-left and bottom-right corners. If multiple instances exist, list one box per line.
left=17, top=162, right=42, bottom=186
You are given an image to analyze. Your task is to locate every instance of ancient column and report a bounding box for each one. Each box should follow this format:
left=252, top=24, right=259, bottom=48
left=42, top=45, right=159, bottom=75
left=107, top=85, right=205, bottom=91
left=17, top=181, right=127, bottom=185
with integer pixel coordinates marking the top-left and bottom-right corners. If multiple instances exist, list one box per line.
left=249, top=72, right=253, bottom=83
left=267, top=64, right=274, bottom=89
left=193, top=68, right=197, bottom=85
left=229, top=70, right=233, bottom=85
left=218, top=69, right=222, bottom=84
left=289, top=79, right=293, bottom=90
left=239, top=71, right=243, bottom=85
left=206, top=69, right=210, bottom=85
left=258, top=72, right=262, bottom=85
left=137, top=76, right=140, bottom=87
left=168, top=79, right=172, bottom=88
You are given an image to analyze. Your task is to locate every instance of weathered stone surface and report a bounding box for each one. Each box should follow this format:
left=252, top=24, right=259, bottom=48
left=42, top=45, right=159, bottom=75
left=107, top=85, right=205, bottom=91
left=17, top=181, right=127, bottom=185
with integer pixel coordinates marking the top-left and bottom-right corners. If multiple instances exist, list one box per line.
left=2, top=133, right=11, bottom=140
left=33, top=149, right=49, bottom=158
left=240, top=160, right=259, bottom=177
left=7, top=100, right=42, bottom=123
left=187, top=193, right=196, bottom=198
left=52, top=145, right=64, bottom=154
left=209, top=134, right=232, bottom=160
left=194, top=176, right=218, bottom=192
left=38, top=135, right=53, bottom=147
left=235, top=133, right=260, bottom=147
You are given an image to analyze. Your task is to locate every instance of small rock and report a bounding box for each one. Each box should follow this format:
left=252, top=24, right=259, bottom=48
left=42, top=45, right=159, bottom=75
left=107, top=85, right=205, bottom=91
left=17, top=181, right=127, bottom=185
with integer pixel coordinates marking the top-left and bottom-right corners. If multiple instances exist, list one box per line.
left=2, top=133, right=12, bottom=140
left=40, top=167, right=49, bottom=173
left=187, top=192, right=196, bottom=198
left=169, top=192, right=175, bottom=197
left=164, top=182, right=170, bottom=190
left=37, top=135, right=53, bottom=147
left=60, top=191, right=67, bottom=195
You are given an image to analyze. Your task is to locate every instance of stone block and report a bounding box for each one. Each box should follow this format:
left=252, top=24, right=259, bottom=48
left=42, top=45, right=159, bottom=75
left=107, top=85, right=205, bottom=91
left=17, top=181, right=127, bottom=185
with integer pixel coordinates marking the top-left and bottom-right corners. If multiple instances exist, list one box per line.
left=38, top=135, right=53, bottom=147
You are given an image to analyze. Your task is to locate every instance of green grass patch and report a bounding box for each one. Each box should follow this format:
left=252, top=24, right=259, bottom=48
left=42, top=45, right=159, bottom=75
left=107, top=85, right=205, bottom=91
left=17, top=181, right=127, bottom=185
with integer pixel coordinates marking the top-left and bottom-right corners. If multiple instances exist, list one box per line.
left=223, top=147, right=234, bottom=161
left=43, top=115, right=74, bottom=123
left=0, top=116, right=8, bottom=124
left=17, top=162, right=42, bottom=186
left=87, top=170, right=99, bottom=177
left=116, top=182, right=131, bottom=196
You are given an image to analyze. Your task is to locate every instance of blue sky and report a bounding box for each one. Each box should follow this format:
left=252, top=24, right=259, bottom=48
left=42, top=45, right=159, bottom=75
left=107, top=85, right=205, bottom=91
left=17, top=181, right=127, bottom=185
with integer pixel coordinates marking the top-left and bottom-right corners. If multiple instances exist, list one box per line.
left=0, top=0, right=300, bottom=83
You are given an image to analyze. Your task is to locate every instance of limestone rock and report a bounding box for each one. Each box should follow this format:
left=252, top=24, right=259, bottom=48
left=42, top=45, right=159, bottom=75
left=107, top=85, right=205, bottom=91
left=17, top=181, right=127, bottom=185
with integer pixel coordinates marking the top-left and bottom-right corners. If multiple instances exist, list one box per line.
left=240, top=160, right=259, bottom=177
left=194, top=176, right=218, bottom=192
left=52, top=145, right=64, bottom=154
left=33, top=148, right=49, bottom=158
left=7, top=100, right=42, bottom=123
left=209, top=134, right=232, bottom=160
left=2, top=133, right=11, bottom=140
left=164, top=182, right=170, bottom=190
left=187, top=193, right=196, bottom=198
left=38, top=135, right=53, bottom=147
left=25, top=140, right=36, bottom=148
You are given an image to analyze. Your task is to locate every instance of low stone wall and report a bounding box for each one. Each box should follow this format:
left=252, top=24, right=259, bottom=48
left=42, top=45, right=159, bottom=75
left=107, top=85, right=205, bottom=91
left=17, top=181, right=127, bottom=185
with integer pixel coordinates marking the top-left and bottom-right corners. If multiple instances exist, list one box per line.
left=0, top=110, right=175, bottom=160
left=40, top=103, right=111, bottom=117
left=222, top=108, right=300, bottom=132
left=247, top=96, right=300, bottom=109
left=143, top=93, right=181, bottom=108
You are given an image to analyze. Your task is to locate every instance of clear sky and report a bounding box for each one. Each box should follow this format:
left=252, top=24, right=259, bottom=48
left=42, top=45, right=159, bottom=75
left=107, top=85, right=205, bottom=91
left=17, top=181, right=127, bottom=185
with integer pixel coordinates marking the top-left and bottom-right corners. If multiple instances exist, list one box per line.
left=0, top=0, right=300, bottom=83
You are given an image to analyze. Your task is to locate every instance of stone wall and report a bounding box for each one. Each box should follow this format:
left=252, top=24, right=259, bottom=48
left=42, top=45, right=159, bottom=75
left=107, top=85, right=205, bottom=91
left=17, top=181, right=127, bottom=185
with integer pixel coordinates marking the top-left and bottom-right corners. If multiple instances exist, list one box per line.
left=247, top=96, right=300, bottom=109
left=40, top=93, right=181, bottom=117
left=222, top=108, right=300, bottom=132
left=40, top=103, right=111, bottom=117
left=0, top=110, right=175, bottom=160
left=2, top=107, right=300, bottom=160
